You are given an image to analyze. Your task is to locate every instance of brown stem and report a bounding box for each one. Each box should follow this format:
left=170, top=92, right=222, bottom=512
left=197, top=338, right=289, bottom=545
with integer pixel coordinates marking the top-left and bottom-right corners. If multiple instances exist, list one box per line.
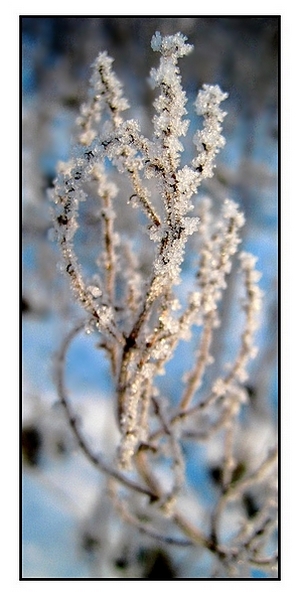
left=55, top=322, right=156, bottom=499
left=180, top=312, right=214, bottom=409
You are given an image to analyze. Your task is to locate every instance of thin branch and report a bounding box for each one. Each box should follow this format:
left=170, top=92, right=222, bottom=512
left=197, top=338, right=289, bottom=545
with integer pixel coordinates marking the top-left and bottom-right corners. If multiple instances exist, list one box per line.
left=210, top=447, right=278, bottom=547
left=107, top=479, right=193, bottom=547
left=55, top=321, right=156, bottom=499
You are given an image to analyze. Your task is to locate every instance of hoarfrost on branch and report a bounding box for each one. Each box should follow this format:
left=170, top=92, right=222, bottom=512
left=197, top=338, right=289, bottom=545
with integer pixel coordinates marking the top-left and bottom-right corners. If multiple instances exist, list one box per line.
left=50, top=31, right=277, bottom=578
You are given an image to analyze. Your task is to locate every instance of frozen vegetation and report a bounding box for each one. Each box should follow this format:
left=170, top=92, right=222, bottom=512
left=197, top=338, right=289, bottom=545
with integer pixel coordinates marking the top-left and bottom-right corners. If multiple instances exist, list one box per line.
left=48, top=31, right=278, bottom=577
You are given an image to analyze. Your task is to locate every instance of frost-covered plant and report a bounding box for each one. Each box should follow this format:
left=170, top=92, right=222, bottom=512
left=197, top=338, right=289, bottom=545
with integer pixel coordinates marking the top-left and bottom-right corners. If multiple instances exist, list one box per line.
left=50, top=32, right=277, bottom=577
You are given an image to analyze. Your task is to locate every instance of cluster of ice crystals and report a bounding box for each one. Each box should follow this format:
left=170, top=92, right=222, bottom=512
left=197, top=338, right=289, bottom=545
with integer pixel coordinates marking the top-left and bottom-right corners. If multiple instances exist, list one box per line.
left=91, top=52, right=129, bottom=115
left=151, top=337, right=171, bottom=361
left=194, top=84, right=228, bottom=119
left=153, top=220, right=197, bottom=286
left=197, top=199, right=245, bottom=319
left=76, top=50, right=131, bottom=145
left=118, top=428, right=137, bottom=470
left=149, top=34, right=193, bottom=172
left=152, top=105, right=188, bottom=162
left=159, top=310, right=180, bottom=335
left=176, top=166, right=200, bottom=203
left=212, top=378, right=228, bottom=398
left=239, top=251, right=263, bottom=327
left=98, top=304, right=114, bottom=326
left=192, top=84, right=228, bottom=179
left=118, top=368, right=152, bottom=469
left=151, top=31, right=193, bottom=59
left=87, top=285, right=102, bottom=299
left=93, top=163, right=119, bottom=200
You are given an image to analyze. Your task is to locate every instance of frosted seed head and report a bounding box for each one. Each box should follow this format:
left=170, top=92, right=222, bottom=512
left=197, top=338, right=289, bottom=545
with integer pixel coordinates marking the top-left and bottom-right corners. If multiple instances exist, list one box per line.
left=151, top=31, right=193, bottom=58
left=195, top=84, right=228, bottom=118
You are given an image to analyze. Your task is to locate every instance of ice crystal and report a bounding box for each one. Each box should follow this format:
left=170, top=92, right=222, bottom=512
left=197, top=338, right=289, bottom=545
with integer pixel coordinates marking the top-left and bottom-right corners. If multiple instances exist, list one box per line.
left=151, top=31, right=193, bottom=58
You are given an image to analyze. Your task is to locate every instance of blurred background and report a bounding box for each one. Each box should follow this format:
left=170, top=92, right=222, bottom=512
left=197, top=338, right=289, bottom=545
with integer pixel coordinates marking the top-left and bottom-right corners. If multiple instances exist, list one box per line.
left=22, top=16, right=279, bottom=578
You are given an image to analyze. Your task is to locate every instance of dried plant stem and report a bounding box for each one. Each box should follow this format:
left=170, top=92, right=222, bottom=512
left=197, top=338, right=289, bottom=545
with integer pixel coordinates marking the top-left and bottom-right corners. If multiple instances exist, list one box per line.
left=180, top=312, right=214, bottom=409
left=55, top=322, right=156, bottom=499
left=107, top=479, right=193, bottom=547
left=135, top=448, right=162, bottom=501
left=210, top=447, right=278, bottom=546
